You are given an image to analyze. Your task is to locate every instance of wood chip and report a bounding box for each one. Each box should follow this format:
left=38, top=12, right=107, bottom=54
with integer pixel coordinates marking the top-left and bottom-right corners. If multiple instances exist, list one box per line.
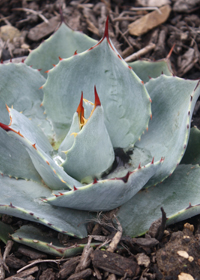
left=136, top=236, right=159, bottom=248
left=27, top=16, right=60, bottom=41
left=173, top=0, right=200, bottom=13
left=59, top=256, right=81, bottom=279
left=128, top=5, right=171, bottom=36
left=136, top=0, right=171, bottom=6
left=91, top=250, right=139, bottom=277
left=5, top=266, right=38, bottom=280
left=75, top=236, right=93, bottom=273
left=6, top=256, right=26, bottom=269
left=177, top=250, right=189, bottom=259
left=67, top=268, right=92, bottom=280
left=17, top=246, right=47, bottom=260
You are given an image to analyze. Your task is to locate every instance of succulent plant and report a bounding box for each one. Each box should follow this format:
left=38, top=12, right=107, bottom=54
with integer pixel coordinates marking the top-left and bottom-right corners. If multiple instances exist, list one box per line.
left=0, top=18, right=200, bottom=256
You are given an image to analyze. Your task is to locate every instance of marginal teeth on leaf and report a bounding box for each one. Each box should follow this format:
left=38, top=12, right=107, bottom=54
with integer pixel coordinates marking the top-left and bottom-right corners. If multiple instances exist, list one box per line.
left=32, top=143, right=37, bottom=150
left=94, top=86, right=101, bottom=108
left=70, top=132, right=78, bottom=138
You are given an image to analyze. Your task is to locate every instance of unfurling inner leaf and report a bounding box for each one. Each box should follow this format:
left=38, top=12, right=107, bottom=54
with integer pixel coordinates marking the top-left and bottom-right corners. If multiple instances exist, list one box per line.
left=60, top=88, right=115, bottom=183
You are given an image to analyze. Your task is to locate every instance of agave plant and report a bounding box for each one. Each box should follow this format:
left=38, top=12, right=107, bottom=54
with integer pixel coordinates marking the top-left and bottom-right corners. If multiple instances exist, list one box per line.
left=0, top=18, right=200, bottom=256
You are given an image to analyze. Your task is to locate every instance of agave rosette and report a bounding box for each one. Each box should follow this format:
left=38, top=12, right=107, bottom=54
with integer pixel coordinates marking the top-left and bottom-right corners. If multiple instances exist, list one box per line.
left=0, top=18, right=200, bottom=255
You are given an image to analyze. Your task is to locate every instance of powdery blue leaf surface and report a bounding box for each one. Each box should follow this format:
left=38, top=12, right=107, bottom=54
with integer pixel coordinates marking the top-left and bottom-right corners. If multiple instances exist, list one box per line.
left=42, top=23, right=151, bottom=148
left=0, top=98, right=41, bottom=181
left=12, top=225, right=98, bottom=257
left=117, top=164, right=200, bottom=237
left=128, top=59, right=172, bottom=83
left=61, top=105, right=115, bottom=183
left=1, top=117, right=82, bottom=190
left=136, top=76, right=200, bottom=187
left=25, top=22, right=97, bottom=78
left=0, top=176, right=91, bottom=238
left=0, top=62, right=54, bottom=144
left=45, top=158, right=163, bottom=212
left=8, top=107, right=53, bottom=155
left=181, top=126, right=200, bottom=165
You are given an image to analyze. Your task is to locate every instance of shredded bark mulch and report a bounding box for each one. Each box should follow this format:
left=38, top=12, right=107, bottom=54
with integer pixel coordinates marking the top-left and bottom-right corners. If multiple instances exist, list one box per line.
left=0, top=1, right=200, bottom=279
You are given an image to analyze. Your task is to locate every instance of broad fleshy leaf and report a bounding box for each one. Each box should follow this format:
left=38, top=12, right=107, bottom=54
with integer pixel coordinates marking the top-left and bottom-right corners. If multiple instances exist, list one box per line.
left=181, top=126, right=200, bottom=165
left=0, top=62, right=54, bottom=143
left=42, top=22, right=151, bottom=148
left=61, top=105, right=115, bottom=183
left=12, top=225, right=98, bottom=257
left=136, top=76, right=200, bottom=187
left=0, top=176, right=91, bottom=238
left=0, top=221, right=14, bottom=244
left=0, top=99, right=41, bottom=181
left=0, top=109, right=82, bottom=190
left=117, top=164, right=200, bottom=237
left=128, top=59, right=172, bottom=83
left=44, top=158, right=163, bottom=211
left=25, top=22, right=97, bottom=78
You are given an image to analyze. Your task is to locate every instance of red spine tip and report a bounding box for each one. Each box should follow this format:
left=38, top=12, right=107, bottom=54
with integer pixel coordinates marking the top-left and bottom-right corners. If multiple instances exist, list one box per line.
left=160, top=157, right=165, bottom=162
left=103, top=16, right=109, bottom=39
left=93, top=178, right=98, bottom=184
left=0, top=122, right=11, bottom=132
left=59, top=56, right=63, bottom=61
left=138, top=163, right=141, bottom=169
left=94, top=86, right=101, bottom=107
left=74, top=50, right=78, bottom=55
left=21, top=59, right=25, bottom=63
left=32, top=143, right=37, bottom=150
left=151, top=157, right=154, bottom=164
left=76, top=92, right=84, bottom=121
left=73, top=186, right=78, bottom=191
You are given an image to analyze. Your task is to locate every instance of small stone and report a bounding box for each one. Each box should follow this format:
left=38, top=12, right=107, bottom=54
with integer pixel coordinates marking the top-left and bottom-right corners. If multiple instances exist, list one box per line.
left=178, top=272, right=194, bottom=280
left=0, top=25, right=21, bottom=42
left=188, top=256, right=194, bottom=262
left=136, top=253, right=150, bottom=267
left=177, top=250, right=189, bottom=259
left=184, top=223, right=194, bottom=232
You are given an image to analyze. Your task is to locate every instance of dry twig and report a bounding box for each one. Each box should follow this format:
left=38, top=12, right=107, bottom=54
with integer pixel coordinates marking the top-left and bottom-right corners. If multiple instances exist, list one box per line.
left=124, top=43, right=156, bottom=62
left=107, top=215, right=122, bottom=253
left=13, top=8, right=49, bottom=23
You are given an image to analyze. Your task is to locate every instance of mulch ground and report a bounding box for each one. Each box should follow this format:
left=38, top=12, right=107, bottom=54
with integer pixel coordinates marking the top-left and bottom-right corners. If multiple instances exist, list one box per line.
left=0, top=0, right=200, bottom=279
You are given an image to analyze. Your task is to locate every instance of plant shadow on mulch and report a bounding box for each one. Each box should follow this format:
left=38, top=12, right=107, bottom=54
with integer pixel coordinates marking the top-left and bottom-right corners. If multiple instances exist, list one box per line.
left=0, top=0, right=200, bottom=279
